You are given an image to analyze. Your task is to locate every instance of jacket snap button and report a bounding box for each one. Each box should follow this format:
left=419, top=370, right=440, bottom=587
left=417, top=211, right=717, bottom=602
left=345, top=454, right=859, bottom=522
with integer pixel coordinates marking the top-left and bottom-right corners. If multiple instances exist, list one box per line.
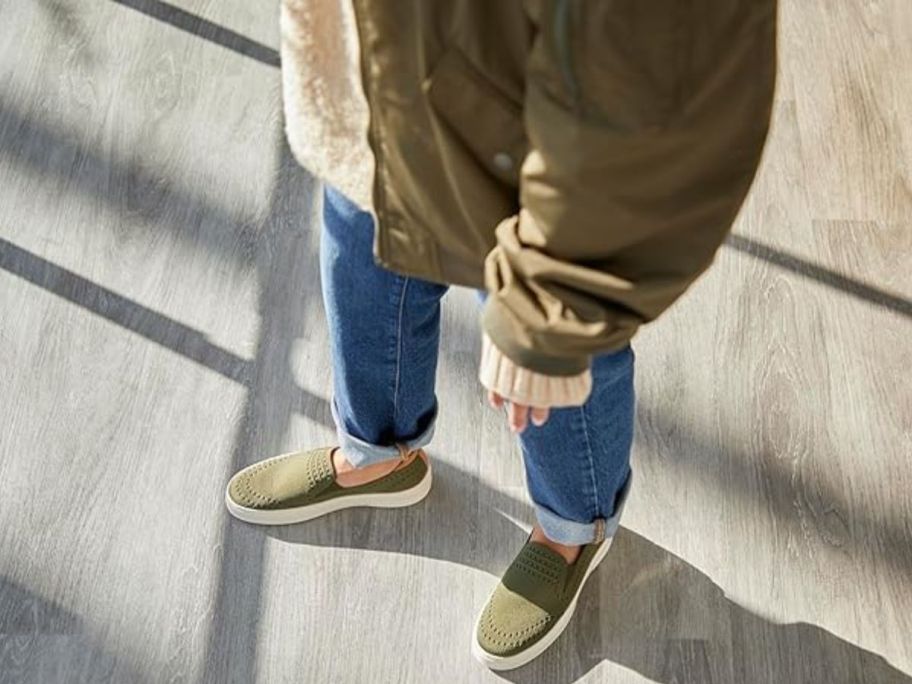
left=492, top=152, right=514, bottom=172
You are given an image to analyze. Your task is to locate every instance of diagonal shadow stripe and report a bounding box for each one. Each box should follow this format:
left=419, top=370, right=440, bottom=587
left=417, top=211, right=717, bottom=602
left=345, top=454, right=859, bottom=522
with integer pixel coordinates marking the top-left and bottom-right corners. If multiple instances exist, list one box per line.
left=109, top=0, right=280, bottom=68
left=0, top=237, right=329, bottom=421
left=199, top=137, right=320, bottom=683
left=0, top=236, right=248, bottom=382
left=726, top=233, right=912, bottom=319
left=0, top=98, right=260, bottom=264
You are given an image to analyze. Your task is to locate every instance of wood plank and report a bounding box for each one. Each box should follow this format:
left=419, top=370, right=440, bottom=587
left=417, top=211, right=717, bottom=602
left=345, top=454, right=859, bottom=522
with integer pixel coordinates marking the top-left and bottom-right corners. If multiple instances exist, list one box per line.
left=0, top=0, right=909, bottom=681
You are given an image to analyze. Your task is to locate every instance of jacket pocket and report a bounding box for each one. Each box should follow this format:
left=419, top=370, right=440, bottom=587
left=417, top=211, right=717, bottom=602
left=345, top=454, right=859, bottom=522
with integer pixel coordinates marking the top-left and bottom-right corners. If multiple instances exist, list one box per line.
left=424, top=49, right=527, bottom=186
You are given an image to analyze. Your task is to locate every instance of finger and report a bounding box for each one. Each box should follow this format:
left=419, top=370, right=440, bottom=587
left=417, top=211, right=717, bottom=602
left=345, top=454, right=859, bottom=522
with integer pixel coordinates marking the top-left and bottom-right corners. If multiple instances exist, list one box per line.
left=530, top=406, right=550, bottom=427
left=488, top=391, right=504, bottom=409
left=509, top=402, right=530, bottom=433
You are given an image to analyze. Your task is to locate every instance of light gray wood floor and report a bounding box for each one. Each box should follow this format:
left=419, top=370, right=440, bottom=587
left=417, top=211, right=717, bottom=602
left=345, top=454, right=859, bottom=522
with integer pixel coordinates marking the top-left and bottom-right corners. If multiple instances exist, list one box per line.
left=1, top=1, right=910, bottom=682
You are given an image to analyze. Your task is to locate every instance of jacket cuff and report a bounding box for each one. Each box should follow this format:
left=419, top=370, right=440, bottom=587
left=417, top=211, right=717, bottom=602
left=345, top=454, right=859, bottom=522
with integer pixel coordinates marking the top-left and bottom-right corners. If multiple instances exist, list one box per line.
left=481, top=296, right=590, bottom=376
left=478, top=334, right=592, bottom=407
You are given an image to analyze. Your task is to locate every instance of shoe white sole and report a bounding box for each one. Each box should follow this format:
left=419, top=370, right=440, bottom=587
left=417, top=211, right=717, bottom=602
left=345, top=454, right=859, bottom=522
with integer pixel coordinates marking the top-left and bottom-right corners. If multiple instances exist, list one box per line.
left=471, top=533, right=616, bottom=671
left=224, top=463, right=433, bottom=526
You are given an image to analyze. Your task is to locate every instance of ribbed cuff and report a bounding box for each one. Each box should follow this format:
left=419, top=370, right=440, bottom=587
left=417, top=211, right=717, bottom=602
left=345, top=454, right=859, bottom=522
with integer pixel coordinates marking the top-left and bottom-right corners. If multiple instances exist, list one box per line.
left=478, top=334, right=592, bottom=407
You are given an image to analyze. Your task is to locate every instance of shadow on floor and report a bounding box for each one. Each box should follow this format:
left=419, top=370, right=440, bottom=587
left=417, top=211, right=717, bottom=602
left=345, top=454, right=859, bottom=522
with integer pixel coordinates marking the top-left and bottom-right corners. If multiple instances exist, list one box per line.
left=0, top=98, right=332, bottom=428
left=0, top=577, right=151, bottom=684
left=726, top=233, right=912, bottom=319
left=0, top=97, right=260, bottom=265
left=636, top=405, right=912, bottom=587
left=509, top=528, right=911, bottom=684
left=257, top=462, right=909, bottom=684
left=200, top=139, right=323, bottom=682
left=0, top=237, right=331, bottom=428
left=265, top=458, right=531, bottom=576
left=109, top=0, right=280, bottom=67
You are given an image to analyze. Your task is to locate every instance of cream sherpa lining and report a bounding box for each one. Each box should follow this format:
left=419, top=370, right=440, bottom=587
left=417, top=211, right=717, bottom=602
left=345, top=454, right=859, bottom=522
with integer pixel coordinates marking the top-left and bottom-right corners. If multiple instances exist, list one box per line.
left=280, top=0, right=374, bottom=210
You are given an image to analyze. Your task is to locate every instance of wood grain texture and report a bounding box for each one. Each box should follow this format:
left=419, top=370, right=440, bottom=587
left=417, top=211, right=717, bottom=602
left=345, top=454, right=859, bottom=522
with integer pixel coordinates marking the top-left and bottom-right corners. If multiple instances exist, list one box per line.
left=0, top=1, right=910, bottom=682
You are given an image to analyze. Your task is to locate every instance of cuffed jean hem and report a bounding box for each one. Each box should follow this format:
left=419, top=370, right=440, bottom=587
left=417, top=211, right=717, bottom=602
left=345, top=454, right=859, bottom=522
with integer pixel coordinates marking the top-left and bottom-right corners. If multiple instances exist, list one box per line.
left=533, top=470, right=634, bottom=546
left=330, top=397, right=437, bottom=468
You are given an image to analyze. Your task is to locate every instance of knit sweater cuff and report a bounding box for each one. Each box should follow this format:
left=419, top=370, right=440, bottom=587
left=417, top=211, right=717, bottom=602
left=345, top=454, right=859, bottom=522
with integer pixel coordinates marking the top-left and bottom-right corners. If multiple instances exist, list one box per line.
left=478, top=334, right=592, bottom=407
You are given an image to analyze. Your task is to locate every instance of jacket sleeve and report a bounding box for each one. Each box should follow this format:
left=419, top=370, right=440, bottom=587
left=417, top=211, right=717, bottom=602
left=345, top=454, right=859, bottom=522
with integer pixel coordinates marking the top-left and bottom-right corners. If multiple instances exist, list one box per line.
left=481, top=0, right=778, bottom=376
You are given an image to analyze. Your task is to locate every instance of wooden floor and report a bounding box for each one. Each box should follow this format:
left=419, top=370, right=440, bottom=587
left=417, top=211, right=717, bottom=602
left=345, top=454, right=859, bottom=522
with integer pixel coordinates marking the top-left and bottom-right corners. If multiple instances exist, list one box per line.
left=1, top=1, right=910, bottom=682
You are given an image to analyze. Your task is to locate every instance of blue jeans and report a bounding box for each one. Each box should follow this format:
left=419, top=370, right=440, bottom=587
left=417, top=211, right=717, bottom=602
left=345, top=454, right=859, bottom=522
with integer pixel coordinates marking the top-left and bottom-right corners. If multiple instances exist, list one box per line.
left=321, top=186, right=635, bottom=545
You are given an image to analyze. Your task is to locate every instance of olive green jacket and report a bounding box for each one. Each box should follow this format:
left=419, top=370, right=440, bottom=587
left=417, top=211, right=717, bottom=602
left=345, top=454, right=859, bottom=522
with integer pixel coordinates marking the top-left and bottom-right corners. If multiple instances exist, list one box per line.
left=287, top=0, right=778, bottom=376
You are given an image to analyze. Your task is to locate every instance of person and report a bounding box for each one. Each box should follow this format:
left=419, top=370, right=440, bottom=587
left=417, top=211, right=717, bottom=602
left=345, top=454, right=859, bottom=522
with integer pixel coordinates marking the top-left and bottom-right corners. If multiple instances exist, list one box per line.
left=225, top=0, right=778, bottom=671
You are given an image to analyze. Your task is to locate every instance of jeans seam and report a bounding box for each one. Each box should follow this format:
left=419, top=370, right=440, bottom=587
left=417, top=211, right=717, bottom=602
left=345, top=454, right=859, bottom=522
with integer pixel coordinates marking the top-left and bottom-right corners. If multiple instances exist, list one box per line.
left=578, top=405, right=600, bottom=521
left=391, top=277, right=411, bottom=425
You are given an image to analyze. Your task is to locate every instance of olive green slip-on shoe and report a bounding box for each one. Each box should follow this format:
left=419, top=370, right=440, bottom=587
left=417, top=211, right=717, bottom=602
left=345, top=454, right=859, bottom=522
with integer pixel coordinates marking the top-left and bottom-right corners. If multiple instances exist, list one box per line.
left=225, top=447, right=431, bottom=525
left=472, top=535, right=616, bottom=671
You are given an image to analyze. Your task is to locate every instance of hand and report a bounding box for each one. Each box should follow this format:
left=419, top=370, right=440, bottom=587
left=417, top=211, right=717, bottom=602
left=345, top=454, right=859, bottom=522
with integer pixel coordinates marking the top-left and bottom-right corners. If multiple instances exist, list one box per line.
left=487, top=390, right=551, bottom=433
